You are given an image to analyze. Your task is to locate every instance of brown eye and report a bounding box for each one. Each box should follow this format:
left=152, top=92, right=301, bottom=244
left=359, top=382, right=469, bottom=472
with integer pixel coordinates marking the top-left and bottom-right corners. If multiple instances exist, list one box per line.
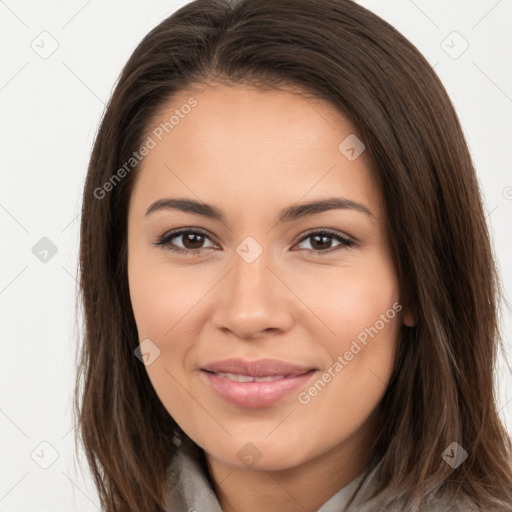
left=180, top=232, right=206, bottom=249
left=154, top=228, right=216, bottom=255
left=294, top=230, right=355, bottom=256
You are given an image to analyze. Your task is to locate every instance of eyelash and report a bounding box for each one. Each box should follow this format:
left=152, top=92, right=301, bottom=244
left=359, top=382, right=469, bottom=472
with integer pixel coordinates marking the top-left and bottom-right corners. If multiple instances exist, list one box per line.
left=153, top=228, right=356, bottom=257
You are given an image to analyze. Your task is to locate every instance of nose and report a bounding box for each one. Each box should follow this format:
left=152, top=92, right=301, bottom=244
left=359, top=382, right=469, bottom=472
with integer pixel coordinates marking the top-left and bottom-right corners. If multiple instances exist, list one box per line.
left=210, top=245, right=295, bottom=340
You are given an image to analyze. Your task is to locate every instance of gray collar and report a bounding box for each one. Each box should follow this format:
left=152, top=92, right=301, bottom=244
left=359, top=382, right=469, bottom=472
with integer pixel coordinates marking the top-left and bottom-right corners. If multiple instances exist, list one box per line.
left=163, top=434, right=382, bottom=512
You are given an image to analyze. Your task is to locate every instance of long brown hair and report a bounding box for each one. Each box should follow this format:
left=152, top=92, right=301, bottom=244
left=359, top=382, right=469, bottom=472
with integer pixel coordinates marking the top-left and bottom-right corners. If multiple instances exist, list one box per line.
left=74, top=0, right=512, bottom=510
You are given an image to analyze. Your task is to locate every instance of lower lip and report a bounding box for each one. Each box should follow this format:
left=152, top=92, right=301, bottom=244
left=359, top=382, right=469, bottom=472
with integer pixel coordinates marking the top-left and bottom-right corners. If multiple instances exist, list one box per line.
left=200, top=370, right=316, bottom=408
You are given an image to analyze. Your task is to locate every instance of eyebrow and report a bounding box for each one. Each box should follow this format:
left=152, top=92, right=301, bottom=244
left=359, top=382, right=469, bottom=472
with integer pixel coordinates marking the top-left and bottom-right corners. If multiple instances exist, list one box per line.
left=145, top=197, right=375, bottom=222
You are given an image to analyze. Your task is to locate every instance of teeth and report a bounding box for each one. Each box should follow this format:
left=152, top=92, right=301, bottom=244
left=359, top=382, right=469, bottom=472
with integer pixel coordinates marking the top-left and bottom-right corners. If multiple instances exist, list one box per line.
left=214, top=371, right=287, bottom=382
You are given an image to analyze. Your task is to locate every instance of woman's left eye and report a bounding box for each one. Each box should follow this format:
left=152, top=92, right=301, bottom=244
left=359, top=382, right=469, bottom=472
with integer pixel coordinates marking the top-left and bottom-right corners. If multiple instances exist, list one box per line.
left=294, top=229, right=355, bottom=255
left=153, top=228, right=355, bottom=256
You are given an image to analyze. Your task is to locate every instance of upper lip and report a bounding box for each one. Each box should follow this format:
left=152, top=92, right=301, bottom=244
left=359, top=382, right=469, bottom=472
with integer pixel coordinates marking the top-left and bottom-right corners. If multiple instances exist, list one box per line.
left=201, top=358, right=316, bottom=377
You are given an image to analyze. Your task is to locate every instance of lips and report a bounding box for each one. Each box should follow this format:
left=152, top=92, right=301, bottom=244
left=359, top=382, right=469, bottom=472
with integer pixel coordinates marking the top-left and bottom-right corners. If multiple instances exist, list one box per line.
left=200, top=358, right=317, bottom=408
left=201, top=358, right=315, bottom=378
left=210, top=371, right=287, bottom=383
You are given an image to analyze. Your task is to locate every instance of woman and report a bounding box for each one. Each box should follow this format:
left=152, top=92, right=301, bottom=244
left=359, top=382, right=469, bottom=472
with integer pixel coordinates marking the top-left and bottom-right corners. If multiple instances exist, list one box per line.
left=74, top=0, right=512, bottom=510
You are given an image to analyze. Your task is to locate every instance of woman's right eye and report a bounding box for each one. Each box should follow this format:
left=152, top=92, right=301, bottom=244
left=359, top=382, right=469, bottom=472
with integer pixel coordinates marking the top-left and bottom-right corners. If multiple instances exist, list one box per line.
left=153, top=229, right=217, bottom=256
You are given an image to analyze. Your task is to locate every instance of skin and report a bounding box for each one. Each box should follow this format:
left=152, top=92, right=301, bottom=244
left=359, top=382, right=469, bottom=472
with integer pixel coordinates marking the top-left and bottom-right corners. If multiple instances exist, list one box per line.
left=127, top=83, right=415, bottom=512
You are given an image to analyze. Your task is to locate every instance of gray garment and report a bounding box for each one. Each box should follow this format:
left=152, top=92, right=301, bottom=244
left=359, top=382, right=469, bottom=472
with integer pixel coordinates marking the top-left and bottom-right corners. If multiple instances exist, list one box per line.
left=163, top=434, right=484, bottom=512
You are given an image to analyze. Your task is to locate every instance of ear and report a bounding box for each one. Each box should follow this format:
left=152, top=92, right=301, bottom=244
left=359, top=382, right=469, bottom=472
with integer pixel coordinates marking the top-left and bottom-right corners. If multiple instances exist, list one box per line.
left=402, top=306, right=417, bottom=327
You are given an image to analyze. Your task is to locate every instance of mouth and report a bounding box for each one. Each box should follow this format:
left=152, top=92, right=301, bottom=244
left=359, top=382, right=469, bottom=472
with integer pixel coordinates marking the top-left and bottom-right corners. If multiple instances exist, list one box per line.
left=203, top=370, right=305, bottom=383
left=201, top=357, right=316, bottom=378
left=199, top=363, right=317, bottom=409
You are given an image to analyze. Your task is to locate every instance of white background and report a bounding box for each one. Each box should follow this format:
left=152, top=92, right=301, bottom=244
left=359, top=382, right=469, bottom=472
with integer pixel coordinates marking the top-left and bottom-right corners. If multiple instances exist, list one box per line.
left=1, top=0, right=511, bottom=510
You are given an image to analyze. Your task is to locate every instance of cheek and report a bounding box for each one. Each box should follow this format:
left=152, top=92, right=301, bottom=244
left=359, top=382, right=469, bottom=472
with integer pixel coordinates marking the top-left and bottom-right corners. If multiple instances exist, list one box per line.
left=127, top=258, right=203, bottom=415
left=293, top=255, right=400, bottom=349
left=295, top=254, right=401, bottom=407
left=297, top=301, right=400, bottom=443
left=128, top=256, right=207, bottom=340
left=127, top=256, right=213, bottom=400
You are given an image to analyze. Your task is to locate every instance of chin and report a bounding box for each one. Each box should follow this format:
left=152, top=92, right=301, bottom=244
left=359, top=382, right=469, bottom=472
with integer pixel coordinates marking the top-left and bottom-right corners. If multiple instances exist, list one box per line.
left=204, top=437, right=310, bottom=472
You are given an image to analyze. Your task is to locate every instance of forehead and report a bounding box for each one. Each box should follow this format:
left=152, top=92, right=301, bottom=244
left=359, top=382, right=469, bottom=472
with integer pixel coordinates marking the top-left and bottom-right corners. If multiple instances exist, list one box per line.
left=130, top=84, right=382, bottom=221
left=149, top=83, right=363, bottom=159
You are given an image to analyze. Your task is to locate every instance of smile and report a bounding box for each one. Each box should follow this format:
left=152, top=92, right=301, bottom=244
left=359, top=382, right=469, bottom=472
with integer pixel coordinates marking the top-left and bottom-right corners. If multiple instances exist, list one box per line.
left=200, top=369, right=316, bottom=408
left=209, top=371, right=288, bottom=382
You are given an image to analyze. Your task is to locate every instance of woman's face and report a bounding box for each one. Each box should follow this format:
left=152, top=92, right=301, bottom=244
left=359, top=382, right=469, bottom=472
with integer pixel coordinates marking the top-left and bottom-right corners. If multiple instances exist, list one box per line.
left=127, top=84, right=414, bottom=472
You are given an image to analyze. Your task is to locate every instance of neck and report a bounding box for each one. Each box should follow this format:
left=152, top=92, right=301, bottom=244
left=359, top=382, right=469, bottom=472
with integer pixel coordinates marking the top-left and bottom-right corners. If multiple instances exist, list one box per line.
left=204, top=415, right=379, bottom=512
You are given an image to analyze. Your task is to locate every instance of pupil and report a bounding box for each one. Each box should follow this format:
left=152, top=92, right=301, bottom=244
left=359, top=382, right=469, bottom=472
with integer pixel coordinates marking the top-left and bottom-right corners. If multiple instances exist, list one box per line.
left=184, top=233, right=204, bottom=249
left=312, top=235, right=331, bottom=250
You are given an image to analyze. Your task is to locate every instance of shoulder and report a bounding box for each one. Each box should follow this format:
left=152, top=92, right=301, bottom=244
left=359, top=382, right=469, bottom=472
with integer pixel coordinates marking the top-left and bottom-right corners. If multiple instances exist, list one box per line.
left=422, top=491, right=511, bottom=512
left=346, top=459, right=493, bottom=512
left=422, top=492, right=481, bottom=512
left=352, top=490, right=486, bottom=512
